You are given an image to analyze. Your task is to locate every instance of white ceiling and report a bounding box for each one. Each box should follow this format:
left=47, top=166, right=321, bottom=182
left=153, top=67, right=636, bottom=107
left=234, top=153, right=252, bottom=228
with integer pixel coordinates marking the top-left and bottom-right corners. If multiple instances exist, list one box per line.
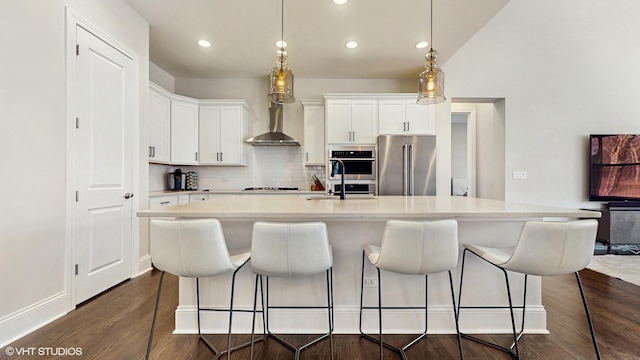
left=124, top=0, right=509, bottom=79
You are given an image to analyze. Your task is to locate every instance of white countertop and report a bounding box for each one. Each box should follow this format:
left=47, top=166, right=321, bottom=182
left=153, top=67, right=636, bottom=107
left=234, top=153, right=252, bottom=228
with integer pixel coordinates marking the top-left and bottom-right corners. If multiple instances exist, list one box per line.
left=150, top=189, right=320, bottom=197
left=138, top=195, right=601, bottom=220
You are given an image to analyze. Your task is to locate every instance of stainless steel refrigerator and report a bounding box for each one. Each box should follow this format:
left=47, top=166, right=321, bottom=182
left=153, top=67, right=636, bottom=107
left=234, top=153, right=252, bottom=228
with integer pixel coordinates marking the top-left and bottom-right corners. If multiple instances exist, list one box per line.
left=378, top=135, right=436, bottom=195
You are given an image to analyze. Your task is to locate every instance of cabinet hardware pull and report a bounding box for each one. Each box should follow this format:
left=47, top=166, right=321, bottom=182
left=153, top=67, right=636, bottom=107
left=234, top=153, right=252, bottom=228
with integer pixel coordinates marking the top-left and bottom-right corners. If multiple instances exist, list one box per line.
left=220, top=152, right=223, bottom=161
left=195, top=152, right=198, bottom=161
left=160, top=201, right=170, bottom=205
left=124, top=193, right=134, bottom=199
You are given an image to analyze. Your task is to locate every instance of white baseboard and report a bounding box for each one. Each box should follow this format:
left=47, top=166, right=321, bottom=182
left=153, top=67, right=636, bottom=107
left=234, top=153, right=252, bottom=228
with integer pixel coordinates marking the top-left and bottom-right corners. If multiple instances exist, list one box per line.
left=136, top=255, right=152, bottom=277
left=173, top=305, right=548, bottom=335
left=0, top=292, right=69, bottom=348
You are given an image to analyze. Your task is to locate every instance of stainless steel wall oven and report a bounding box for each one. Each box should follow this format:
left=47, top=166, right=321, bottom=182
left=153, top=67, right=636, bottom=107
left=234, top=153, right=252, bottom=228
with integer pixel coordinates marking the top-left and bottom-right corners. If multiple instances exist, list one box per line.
left=327, top=145, right=377, bottom=195
left=328, top=146, right=376, bottom=181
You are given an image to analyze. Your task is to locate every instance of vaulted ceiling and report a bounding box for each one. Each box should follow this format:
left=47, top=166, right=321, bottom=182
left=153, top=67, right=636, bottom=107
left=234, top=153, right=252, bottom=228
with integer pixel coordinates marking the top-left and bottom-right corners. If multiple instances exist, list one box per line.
left=124, top=0, right=509, bottom=79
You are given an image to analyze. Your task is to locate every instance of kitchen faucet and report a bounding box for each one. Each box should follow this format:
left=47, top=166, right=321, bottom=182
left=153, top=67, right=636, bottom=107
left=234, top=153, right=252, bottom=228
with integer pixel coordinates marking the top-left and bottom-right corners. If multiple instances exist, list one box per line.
left=329, top=158, right=346, bottom=200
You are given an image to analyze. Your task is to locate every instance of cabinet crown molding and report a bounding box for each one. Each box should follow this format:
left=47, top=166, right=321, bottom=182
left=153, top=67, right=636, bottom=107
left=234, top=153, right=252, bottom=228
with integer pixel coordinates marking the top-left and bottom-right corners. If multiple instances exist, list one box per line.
left=322, top=93, right=420, bottom=100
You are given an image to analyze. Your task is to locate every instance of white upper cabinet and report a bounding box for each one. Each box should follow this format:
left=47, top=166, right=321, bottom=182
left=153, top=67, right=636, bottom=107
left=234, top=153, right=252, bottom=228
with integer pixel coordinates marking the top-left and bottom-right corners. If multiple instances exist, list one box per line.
left=170, top=96, right=199, bottom=165
left=149, top=83, right=250, bottom=166
left=379, top=97, right=435, bottom=135
left=149, top=83, right=171, bottom=163
left=199, top=100, right=248, bottom=166
left=325, top=98, right=378, bottom=144
left=302, top=101, right=325, bottom=165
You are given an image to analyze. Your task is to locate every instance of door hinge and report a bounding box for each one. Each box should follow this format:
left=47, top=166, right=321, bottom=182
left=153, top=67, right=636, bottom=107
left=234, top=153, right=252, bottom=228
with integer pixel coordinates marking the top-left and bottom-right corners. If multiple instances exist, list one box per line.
left=75, top=264, right=79, bottom=275
left=75, top=117, right=79, bottom=129
left=75, top=191, right=79, bottom=202
left=76, top=44, right=80, bottom=56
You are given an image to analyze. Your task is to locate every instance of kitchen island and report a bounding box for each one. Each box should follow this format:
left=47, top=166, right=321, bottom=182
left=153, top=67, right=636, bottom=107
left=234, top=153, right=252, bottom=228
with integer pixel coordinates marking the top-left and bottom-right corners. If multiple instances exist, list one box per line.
left=138, top=195, right=600, bottom=335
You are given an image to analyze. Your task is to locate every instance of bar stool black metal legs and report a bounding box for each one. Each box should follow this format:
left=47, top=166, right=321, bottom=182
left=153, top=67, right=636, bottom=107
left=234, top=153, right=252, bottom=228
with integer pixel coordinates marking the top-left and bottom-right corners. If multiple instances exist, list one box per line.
left=358, top=219, right=463, bottom=360
left=457, top=220, right=601, bottom=360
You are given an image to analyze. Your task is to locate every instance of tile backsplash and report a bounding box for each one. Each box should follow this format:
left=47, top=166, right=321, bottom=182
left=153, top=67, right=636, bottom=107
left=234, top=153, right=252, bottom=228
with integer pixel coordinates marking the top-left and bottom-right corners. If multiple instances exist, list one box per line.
left=149, top=145, right=325, bottom=191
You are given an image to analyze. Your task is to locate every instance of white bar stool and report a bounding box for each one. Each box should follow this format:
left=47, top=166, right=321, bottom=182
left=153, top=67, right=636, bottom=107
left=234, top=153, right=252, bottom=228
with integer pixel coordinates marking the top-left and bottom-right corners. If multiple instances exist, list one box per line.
left=146, top=219, right=260, bottom=360
left=249, top=221, right=334, bottom=360
left=457, top=219, right=601, bottom=359
left=359, top=219, right=463, bottom=360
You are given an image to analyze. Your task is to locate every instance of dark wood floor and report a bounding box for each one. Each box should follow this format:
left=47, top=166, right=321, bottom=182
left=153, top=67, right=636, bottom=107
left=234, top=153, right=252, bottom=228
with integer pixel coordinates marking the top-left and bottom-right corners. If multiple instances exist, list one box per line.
left=3, top=268, right=640, bottom=359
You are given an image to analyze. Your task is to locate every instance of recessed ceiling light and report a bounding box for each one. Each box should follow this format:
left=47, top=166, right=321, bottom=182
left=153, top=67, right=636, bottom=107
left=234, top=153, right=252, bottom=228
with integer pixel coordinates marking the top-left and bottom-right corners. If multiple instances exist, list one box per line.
left=275, top=40, right=288, bottom=48
left=333, top=0, right=348, bottom=4
left=198, top=40, right=211, bottom=48
left=415, top=41, right=429, bottom=49
left=345, top=41, right=358, bottom=49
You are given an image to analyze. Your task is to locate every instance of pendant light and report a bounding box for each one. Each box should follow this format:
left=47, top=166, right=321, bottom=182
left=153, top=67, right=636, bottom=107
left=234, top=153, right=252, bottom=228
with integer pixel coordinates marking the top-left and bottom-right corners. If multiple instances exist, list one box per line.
left=268, top=0, right=295, bottom=103
left=417, top=0, right=445, bottom=105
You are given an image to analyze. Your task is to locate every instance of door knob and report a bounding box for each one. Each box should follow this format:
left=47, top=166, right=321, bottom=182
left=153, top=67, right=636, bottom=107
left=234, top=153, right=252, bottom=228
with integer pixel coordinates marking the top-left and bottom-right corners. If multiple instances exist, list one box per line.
left=124, top=193, right=134, bottom=199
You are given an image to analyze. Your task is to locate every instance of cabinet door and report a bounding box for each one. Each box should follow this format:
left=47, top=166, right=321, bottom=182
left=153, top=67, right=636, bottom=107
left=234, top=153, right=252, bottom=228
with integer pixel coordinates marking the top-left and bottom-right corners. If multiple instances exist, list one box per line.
left=198, top=105, right=222, bottom=164
left=149, top=87, right=171, bottom=163
left=326, top=100, right=351, bottom=144
left=303, top=102, right=325, bottom=165
left=219, top=106, right=244, bottom=165
left=378, top=100, right=406, bottom=135
left=351, top=100, right=378, bottom=144
left=405, top=101, right=435, bottom=135
left=171, top=98, right=199, bottom=164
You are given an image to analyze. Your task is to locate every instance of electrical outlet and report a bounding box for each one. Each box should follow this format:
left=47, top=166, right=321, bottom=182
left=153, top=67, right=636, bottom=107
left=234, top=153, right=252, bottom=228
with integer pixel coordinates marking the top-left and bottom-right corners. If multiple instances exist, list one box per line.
left=512, top=171, right=527, bottom=180
left=364, top=277, right=378, bottom=287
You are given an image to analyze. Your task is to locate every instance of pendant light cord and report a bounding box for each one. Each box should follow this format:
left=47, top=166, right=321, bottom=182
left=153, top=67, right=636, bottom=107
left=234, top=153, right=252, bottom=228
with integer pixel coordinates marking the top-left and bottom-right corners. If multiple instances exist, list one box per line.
left=430, top=0, right=433, bottom=51
left=280, top=0, right=285, bottom=70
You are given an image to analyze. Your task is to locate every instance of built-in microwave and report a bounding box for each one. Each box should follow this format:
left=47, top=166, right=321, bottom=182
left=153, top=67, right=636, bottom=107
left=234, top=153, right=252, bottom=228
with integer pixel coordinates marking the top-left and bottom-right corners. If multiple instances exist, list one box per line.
left=328, top=146, right=376, bottom=181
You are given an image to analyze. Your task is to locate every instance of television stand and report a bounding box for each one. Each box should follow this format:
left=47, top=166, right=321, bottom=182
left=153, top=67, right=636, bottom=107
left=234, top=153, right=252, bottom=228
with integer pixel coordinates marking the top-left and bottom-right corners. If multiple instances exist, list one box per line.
left=608, top=200, right=640, bottom=209
left=596, top=204, right=640, bottom=255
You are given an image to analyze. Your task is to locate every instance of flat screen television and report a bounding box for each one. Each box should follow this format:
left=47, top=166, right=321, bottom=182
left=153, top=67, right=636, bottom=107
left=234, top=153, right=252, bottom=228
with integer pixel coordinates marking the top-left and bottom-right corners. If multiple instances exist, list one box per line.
left=589, top=134, right=640, bottom=203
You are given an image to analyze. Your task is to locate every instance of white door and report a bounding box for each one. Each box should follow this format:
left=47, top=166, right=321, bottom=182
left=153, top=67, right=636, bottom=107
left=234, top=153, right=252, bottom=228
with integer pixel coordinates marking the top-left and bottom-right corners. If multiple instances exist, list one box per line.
left=73, top=26, right=134, bottom=304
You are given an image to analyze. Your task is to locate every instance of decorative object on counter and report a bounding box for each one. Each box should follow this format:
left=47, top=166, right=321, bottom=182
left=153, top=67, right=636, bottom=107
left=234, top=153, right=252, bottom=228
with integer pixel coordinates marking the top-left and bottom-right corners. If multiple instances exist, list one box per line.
left=186, top=171, right=198, bottom=190
left=417, top=0, right=446, bottom=105
left=168, top=168, right=186, bottom=190
left=267, top=0, right=295, bottom=104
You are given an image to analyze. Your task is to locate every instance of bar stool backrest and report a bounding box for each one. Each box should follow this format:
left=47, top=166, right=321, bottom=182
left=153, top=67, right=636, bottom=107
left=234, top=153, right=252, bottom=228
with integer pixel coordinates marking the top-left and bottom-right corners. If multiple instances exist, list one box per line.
left=150, top=219, right=236, bottom=278
left=504, top=219, right=599, bottom=276
left=251, top=222, right=332, bottom=277
left=376, top=219, right=458, bottom=275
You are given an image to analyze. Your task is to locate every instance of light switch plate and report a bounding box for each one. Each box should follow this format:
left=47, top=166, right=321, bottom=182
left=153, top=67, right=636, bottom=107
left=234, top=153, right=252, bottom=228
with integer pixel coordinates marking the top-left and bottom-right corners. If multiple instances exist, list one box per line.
left=512, top=171, right=527, bottom=180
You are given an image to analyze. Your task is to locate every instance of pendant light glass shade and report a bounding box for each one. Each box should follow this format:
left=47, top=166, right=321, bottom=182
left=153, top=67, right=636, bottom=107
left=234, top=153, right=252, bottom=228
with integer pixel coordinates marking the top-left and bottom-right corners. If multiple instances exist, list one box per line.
left=268, top=48, right=295, bottom=103
left=417, top=48, right=445, bottom=104
left=417, top=0, right=445, bottom=105
left=267, top=0, right=295, bottom=103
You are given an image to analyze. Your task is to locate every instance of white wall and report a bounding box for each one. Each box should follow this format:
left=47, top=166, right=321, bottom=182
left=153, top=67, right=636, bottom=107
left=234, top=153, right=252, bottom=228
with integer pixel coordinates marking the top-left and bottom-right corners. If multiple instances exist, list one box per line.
left=150, top=62, right=175, bottom=92
left=444, top=0, right=640, bottom=208
left=0, top=0, right=148, bottom=347
left=451, top=116, right=468, bottom=179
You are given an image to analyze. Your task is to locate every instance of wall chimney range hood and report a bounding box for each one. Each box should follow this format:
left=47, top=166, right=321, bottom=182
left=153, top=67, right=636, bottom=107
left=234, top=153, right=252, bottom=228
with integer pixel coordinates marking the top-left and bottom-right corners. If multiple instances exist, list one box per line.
left=245, top=101, right=300, bottom=146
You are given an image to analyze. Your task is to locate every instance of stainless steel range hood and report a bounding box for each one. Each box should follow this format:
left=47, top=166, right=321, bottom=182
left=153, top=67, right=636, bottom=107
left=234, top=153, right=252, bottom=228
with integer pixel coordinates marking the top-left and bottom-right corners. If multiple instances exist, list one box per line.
left=245, top=101, right=300, bottom=146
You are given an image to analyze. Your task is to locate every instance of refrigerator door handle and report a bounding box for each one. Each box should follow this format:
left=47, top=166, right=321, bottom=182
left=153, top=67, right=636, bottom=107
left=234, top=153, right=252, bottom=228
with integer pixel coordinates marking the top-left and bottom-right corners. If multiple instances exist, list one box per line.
left=402, top=144, right=408, bottom=195
left=408, top=144, right=414, bottom=195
